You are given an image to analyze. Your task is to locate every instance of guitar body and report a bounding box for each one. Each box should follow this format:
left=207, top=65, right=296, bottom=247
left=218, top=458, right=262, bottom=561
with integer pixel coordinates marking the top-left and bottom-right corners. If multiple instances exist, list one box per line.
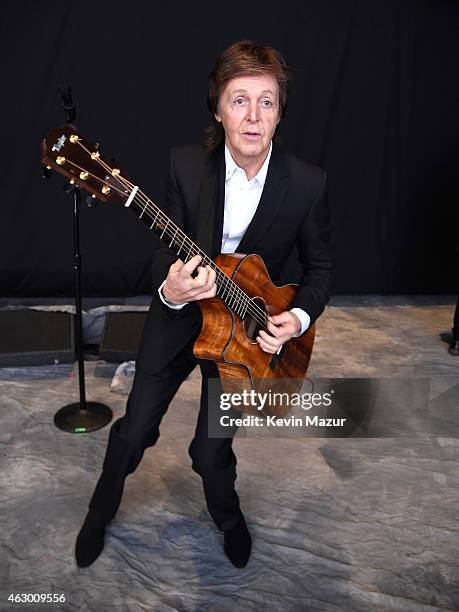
left=194, top=253, right=315, bottom=415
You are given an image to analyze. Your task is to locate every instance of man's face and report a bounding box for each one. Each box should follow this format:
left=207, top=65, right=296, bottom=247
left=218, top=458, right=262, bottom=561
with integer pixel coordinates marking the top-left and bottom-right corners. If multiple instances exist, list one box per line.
left=215, top=74, right=280, bottom=165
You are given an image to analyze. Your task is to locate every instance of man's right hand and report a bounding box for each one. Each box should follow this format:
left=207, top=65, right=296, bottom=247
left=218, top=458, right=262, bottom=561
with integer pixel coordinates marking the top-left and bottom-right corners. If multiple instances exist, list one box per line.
left=162, top=255, right=217, bottom=305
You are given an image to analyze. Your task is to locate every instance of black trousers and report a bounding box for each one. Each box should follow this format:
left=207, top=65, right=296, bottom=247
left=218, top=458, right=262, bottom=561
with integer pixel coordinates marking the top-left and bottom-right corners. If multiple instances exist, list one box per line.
left=453, top=297, right=459, bottom=337
left=87, top=340, right=242, bottom=532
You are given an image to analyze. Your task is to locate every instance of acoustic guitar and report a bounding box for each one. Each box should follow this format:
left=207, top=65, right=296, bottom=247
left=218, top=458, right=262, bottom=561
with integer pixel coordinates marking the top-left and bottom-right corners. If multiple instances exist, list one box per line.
left=41, top=125, right=315, bottom=416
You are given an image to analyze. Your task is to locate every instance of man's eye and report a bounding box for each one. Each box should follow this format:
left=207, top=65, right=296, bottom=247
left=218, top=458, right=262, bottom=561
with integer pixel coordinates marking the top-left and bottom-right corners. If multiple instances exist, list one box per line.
left=234, top=97, right=245, bottom=105
left=262, top=99, right=274, bottom=107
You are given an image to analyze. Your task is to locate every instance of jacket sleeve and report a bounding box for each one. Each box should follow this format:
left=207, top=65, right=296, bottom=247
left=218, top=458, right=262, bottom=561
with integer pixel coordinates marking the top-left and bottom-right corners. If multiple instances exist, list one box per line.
left=289, top=171, right=334, bottom=323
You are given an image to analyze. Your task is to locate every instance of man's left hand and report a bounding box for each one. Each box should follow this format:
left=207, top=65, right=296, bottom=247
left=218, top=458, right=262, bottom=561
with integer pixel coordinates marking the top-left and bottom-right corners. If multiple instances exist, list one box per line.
left=256, top=311, right=301, bottom=354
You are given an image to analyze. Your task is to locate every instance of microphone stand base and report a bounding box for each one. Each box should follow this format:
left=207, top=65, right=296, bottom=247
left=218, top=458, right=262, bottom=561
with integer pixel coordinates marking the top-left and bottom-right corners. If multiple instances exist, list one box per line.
left=54, top=402, right=113, bottom=433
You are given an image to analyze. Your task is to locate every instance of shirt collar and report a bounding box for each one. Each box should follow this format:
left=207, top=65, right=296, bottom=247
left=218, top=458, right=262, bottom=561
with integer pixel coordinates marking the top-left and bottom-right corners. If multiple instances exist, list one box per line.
left=224, top=141, right=273, bottom=186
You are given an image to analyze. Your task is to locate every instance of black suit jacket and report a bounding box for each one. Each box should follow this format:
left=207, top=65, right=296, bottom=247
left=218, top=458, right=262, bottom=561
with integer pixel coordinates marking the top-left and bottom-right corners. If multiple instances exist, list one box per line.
left=136, top=142, right=333, bottom=375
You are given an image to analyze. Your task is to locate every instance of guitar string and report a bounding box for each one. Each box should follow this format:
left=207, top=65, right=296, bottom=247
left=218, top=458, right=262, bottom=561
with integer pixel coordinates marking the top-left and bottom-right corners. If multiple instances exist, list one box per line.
left=101, top=168, right=262, bottom=324
left=131, top=192, right=270, bottom=325
left=49, top=138, right=272, bottom=334
left=72, top=139, right=273, bottom=331
left=77, top=151, right=270, bottom=330
left=70, top=139, right=262, bottom=321
left=71, top=139, right=252, bottom=314
left=110, top=167, right=275, bottom=331
left=130, top=193, right=271, bottom=331
left=86, top=147, right=274, bottom=330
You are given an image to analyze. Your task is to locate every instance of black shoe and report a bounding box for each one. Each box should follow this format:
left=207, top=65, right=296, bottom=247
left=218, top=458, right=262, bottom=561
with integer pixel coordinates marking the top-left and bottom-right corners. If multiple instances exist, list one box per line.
left=449, top=338, right=459, bottom=356
left=75, top=512, right=106, bottom=568
left=223, top=514, right=251, bottom=568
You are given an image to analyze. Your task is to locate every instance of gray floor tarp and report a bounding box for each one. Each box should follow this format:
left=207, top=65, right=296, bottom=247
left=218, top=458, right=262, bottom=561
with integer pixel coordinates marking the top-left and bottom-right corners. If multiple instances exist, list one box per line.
left=1, top=300, right=458, bottom=611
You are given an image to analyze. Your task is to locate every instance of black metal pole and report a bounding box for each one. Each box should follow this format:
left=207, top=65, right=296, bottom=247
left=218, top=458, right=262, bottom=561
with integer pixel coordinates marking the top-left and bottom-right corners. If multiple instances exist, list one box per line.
left=73, top=186, right=87, bottom=407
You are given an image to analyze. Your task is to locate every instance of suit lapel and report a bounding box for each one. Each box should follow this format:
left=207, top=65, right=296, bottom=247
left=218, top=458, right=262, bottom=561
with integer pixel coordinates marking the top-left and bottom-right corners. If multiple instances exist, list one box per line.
left=235, top=144, right=289, bottom=254
left=196, top=146, right=225, bottom=258
left=211, top=148, right=225, bottom=258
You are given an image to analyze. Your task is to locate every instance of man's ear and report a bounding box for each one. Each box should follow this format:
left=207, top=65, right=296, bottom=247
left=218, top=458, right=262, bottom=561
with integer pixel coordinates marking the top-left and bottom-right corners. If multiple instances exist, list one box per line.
left=215, top=113, right=222, bottom=123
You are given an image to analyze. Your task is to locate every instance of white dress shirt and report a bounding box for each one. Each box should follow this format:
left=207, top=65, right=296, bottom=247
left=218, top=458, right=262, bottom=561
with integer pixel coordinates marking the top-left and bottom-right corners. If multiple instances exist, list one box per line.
left=159, top=142, right=310, bottom=336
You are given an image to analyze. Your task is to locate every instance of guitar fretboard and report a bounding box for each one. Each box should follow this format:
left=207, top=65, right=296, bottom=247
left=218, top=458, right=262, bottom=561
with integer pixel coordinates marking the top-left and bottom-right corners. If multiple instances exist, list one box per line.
left=128, top=192, right=265, bottom=325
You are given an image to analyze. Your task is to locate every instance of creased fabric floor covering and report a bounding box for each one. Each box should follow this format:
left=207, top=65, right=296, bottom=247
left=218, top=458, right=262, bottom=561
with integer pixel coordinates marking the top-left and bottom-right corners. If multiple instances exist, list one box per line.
left=1, top=299, right=458, bottom=612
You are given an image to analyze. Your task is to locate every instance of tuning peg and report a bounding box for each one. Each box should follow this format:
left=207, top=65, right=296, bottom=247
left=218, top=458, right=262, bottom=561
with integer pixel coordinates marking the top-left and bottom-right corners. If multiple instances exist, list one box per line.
left=42, top=165, right=52, bottom=179
left=63, top=180, right=76, bottom=194
left=86, top=194, right=99, bottom=207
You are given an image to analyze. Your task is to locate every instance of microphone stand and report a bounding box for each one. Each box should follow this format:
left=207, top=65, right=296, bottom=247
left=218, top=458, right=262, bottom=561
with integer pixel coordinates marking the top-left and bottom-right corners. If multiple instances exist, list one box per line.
left=52, top=84, right=113, bottom=433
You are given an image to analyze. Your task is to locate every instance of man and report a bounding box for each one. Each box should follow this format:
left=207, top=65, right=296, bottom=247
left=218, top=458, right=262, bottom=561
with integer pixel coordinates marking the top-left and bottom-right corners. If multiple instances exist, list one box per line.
left=75, top=40, right=333, bottom=569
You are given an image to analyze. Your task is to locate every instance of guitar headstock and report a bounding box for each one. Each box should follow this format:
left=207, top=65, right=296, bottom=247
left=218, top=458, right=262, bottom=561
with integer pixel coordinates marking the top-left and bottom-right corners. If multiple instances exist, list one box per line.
left=41, top=125, right=132, bottom=204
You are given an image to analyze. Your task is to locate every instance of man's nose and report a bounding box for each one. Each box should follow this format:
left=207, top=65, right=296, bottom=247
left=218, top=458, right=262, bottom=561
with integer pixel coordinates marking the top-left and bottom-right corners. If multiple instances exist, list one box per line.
left=247, top=101, right=259, bottom=122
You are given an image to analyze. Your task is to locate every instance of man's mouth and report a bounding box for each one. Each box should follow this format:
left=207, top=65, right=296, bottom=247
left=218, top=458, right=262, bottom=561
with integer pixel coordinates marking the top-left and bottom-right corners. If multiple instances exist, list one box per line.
left=242, top=131, right=262, bottom=138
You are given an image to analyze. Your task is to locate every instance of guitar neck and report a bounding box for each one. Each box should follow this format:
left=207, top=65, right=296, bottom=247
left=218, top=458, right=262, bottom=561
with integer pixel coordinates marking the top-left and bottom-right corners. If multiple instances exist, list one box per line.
left=127, top=188, right=251, bottom=318
left=40, top=124, right=255, bottom=321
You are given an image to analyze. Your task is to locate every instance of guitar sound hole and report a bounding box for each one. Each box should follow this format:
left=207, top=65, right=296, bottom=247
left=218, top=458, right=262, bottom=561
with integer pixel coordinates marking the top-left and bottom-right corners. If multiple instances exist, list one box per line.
left=243, top=297, right=268, bottom=341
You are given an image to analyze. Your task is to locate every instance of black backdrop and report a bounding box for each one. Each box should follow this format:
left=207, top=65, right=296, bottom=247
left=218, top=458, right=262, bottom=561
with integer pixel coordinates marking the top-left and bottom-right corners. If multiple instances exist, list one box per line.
left=1, top=0, right=458, bottom=297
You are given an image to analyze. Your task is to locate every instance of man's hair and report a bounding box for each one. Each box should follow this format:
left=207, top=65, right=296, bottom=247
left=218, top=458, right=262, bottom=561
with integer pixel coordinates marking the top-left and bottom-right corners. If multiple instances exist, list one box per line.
left=205, top=40, right=291, bottom=151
